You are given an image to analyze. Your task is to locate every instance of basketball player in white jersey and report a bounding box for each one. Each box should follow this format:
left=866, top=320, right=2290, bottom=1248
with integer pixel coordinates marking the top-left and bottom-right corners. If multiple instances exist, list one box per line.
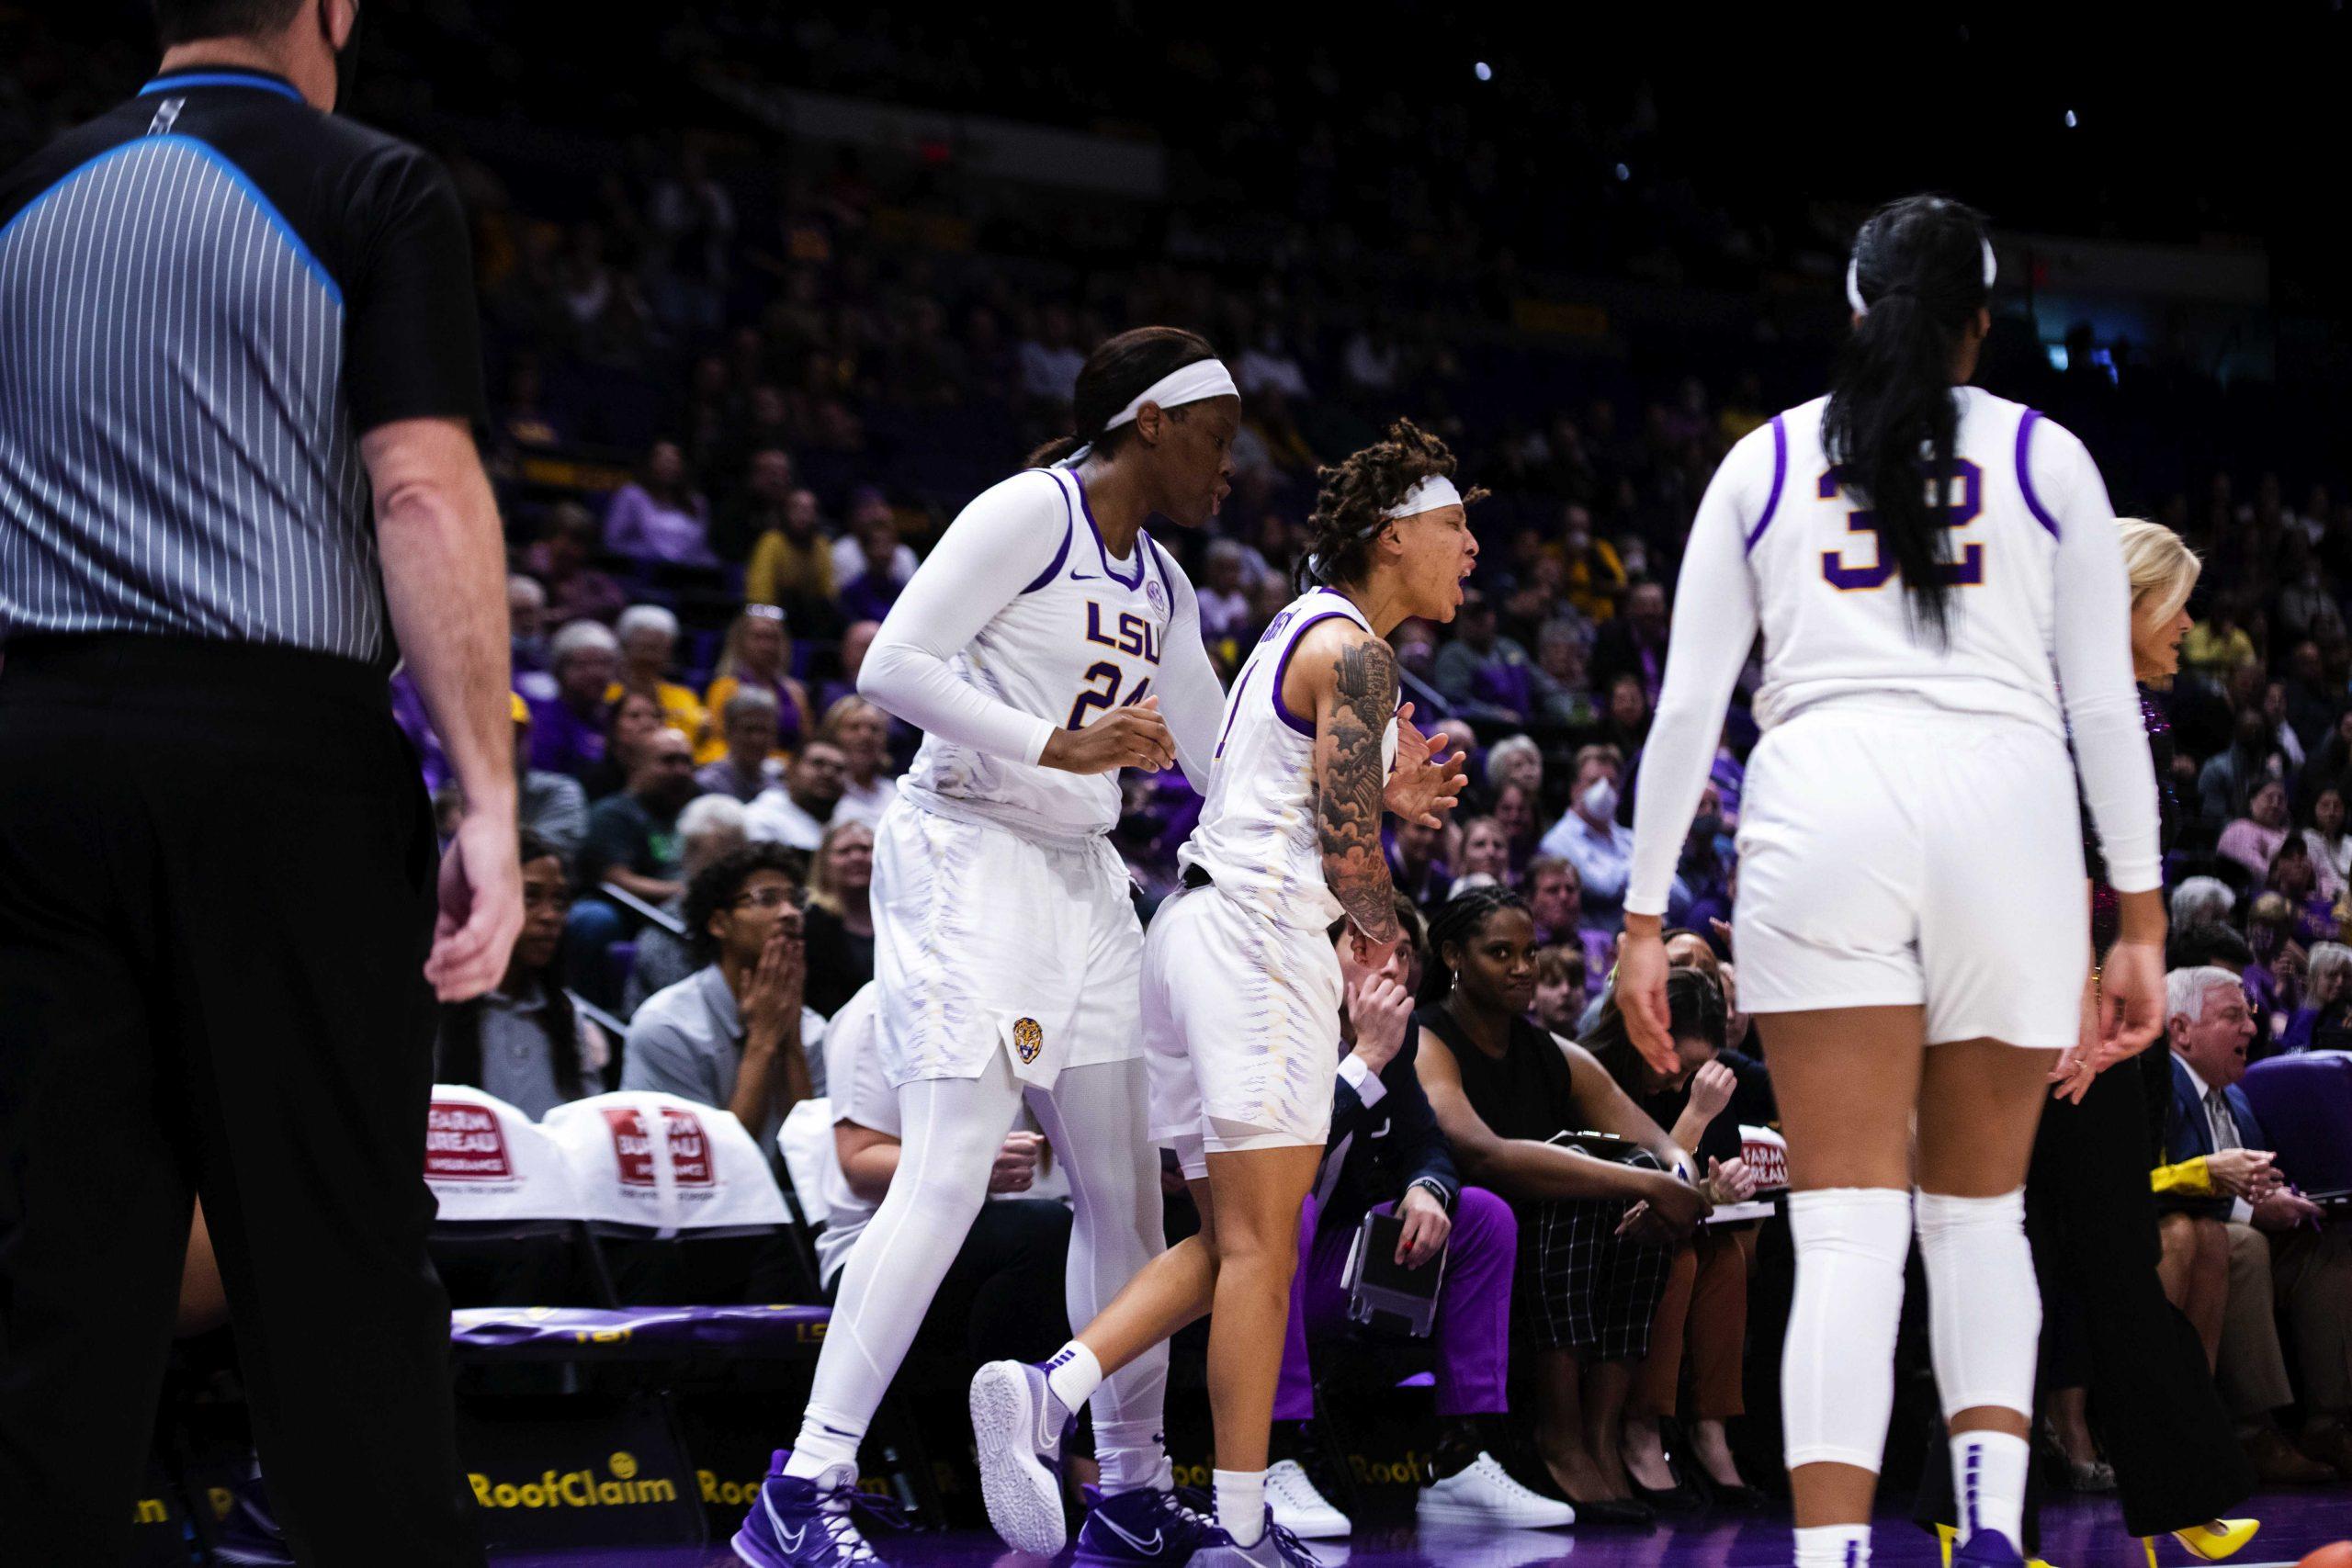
left=1618, top=197, right=2167, bottom=1568
left=733, top=328, right=1240, bottom=1568
left=967, top=421, right=1476, bottom=1568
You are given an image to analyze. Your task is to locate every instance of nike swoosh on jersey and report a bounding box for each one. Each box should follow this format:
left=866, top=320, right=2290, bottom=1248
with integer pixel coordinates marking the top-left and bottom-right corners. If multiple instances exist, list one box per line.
left=1069, top=570, right=1101, bottom=581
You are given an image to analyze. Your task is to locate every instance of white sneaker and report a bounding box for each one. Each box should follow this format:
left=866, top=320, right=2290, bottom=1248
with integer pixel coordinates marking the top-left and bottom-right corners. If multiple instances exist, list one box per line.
left=1264, top=1459, right=1351, bottom=1540
left=1416, top=1452, right=1577, bottom=1529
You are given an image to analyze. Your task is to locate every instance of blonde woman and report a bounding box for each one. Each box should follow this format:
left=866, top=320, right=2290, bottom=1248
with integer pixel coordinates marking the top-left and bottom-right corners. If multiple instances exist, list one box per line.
left=700, top=604, right=813, bottom=764
left=821, top=694, right=900, bottom=827
left=803, top=818, right=876, bottom=1017
left=1937, top=518, right=2261, bottom=1562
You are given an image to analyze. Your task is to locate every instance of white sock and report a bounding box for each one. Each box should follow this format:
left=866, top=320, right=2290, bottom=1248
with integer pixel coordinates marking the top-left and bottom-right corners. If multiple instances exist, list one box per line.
left=1782, top=1188, right=1912, bottom=1472
left=1094, top=1418, right=1165, bottom=1495
left=1795, top=1523, right=1871, bottom=1568
left=1044, top=1341, right=1104, bottom=1413
left=1916, top=1190, right=2041, bottom=1420
left=1215, top=1469, right=1265, bottom=1546
left=783, top=1408, right=864, bottom=1481
left=1952, top=1430, right=2030, bottom=1552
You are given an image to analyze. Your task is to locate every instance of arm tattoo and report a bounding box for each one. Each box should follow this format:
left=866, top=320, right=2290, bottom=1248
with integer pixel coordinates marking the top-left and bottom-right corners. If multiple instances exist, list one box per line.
left=1317, top=634, right=1403, bottom=943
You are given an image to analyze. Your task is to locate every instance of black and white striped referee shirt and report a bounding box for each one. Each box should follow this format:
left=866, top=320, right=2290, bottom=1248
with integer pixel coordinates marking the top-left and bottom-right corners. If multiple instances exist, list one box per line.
left=0, top=65, right=485, bottom=667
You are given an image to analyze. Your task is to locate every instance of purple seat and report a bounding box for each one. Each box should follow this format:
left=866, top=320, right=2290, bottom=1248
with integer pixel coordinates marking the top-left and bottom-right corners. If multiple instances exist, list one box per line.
left=450, top=1303, right=831, bottom=1362
left=2242, top=1053, right=2352, bottom=1195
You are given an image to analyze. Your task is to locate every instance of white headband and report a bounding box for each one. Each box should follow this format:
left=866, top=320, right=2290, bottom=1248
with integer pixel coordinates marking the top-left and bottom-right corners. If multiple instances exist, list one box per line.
left=1846, top=235, right=1997, bottom=315
left=1383, top=474, right=1464, bottom=519
left=1060, top=357, right=1238, bottom=465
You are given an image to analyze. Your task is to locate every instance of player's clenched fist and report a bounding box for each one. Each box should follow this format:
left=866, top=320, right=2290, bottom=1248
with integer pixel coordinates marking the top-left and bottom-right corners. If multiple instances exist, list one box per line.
left=1040, top=694, right=1177, bottom=774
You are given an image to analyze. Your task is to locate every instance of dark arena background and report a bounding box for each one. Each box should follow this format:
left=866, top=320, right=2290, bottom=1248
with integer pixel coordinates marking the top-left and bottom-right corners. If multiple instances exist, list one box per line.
left=5, top=2, right=2352, bottom=1564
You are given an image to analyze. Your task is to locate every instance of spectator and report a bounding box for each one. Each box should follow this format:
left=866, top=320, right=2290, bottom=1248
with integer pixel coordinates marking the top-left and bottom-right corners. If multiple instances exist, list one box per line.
left=1455, top=815, right=1510, bottom=884
left=834, top=504, right=912, bottom=625
left=822, top=695, right=900, bottom=827
left=2265, top=837, right=2335, bottom=947
left=1523, top=855, right=1582, bottom=947
left=604, top=439, right=717, bottom=565
left=1599, top=672, right=1652, bottom=757
left=570, top=728, right=701, bottom=1002
left=807, top=983, right=1071, bottom=1376
left=1584, top=972, right=1765, bottom=1508
left=580, top=689, right=666, bottom=802
left=2172, top=876, right=2239, bottom=933
left=435, top=831, right=610, bottom=1120
left=819, top=619, right=884, bottom=715
left=2154, top=967, right=2349, bottom=1484
left=2181, top=600, right=2257, bottom=682
left=1591, top=580, right=1669, bottom=702
left=747, top=739, right=848, bottom=851
left=529, top=621, right=622, bottom=779
left=1017, top=302, right=1086, bottom=404
left=1559, top=507, right=1628, bottom=622
left=2199, top=708, right=2284, bottom=826
left=1532, top=946, right=1589, bottom=1031
left=702, top=604, right=812, bottom=762
left=1485, top=735, right=1544, bottom=802
left=2219, top=778, right=2293, bottom=883
left=1535, top=619, right=1600, bottom=732
left=623, top=844, right=821, bottom=1150
left=1197, top=540, right=1255, bottom=650
left=1413, top=887, right=1708, bottom=1523
left=1433, top=591, right=1544, bottom=728
left=715, top=449, right=801, bottom=570
left=1265, top=899, right=1573, bottom=1537
left=512, top=693, right=590, bottom=860
left=509, top=574, right=554, bottom=701
left=1493, top=782, right=1541, bottom=872
left=528, top=502, right=628, bottom=628
left=2303, top=785, right=2351, bottom=897
left=1540, top=743, right=1682, bottom=929
left=611, top=604, right=710, bottom=753
left=697, top=688, right=786, bottom=804
left=645, top=142, right=734, bottom=334
left=803, top=819, right=876, bottom=1018
left=2262, top=681, right=2309, bottom=775
left=1387, top=818, right=1453, bottom=909
left=743, top=480, right=838, bottom=613
left=2281, top=942, right=2352, bottom=1053
left=622, top=795, right=752, bottom=1017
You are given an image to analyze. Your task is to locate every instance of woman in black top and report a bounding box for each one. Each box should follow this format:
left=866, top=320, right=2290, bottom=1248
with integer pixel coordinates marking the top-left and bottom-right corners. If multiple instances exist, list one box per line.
left=1413, top=886, right=1717, bottom=1524
left=801, top=818, right=875, bottom=1017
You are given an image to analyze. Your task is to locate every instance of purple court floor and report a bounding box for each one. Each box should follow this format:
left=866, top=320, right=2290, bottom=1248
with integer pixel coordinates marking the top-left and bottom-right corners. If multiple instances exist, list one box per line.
left=490, top=1490, right=2352, bottom=1568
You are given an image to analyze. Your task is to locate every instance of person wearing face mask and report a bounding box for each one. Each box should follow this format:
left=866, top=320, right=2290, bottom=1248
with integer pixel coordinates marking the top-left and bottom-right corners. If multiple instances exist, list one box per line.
left=1560, top=504, right=1629, bottom=624
left=1540, top=744, right=1682, bottom=931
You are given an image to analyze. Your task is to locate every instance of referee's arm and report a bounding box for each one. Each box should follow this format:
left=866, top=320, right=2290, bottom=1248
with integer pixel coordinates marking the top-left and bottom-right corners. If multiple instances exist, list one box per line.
left=369, top=417, right=518, bottom=999
left=351, top=149, right=521, bottom=1000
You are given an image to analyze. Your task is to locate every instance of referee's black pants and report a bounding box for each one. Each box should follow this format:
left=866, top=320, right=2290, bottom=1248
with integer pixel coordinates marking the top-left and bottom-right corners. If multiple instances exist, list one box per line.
left=0, top=637, right=485, bottom=1568
left=1917, top=1049, right=2252, bottom=1543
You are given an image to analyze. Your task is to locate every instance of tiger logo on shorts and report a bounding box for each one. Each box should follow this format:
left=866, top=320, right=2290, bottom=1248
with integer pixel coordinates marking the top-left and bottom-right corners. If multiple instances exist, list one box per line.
left=1012, top=1018, right=1044, bottom=1064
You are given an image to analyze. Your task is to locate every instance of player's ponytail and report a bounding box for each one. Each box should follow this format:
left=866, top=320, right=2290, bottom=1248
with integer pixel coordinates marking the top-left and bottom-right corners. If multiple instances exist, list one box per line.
left=1825, top=195, right=1996, bottom=640
left=1025, top=326, right=1222, bottom=468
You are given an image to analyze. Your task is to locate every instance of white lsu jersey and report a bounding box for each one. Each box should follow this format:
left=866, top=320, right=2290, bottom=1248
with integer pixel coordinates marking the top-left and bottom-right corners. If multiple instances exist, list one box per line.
left=900, top=467, right=1180, bottom=845
left=1181, top=587, right=1399, bottom=931
left=1741, top=386, right=2101, bottom=738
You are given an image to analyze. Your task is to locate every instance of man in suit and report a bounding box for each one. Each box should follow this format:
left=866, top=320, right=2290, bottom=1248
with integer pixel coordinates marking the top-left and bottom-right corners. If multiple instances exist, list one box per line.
left=1261, top=900, right=1575, bottom=1538
left=2158, top=966, right=2351, bottom=1482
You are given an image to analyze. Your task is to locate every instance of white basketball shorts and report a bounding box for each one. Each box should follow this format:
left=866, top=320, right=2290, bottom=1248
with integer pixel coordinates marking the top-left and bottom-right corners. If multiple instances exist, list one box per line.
left=1144, top=882, right=1342, bottom=1179
left=1732, top=705, right=2089, bottom=1049
left=870, top=797, right=1141, bottom=1090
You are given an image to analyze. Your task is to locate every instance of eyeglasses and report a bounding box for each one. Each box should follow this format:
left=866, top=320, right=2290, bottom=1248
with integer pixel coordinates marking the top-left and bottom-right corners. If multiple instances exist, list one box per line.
left=729, top=886, right=800, bottom=911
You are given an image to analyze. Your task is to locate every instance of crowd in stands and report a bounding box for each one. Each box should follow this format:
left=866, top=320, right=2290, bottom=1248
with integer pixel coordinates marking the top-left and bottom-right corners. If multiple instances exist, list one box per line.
left=11, top=2, right=2350, bottom=1537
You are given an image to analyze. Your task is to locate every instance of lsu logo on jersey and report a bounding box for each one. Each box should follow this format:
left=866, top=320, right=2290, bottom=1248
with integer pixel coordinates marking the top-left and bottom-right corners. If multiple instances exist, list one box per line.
left=1066, top=600, right=1167, bottom=728
left=1012, top=1018, right=1044, bottom=1065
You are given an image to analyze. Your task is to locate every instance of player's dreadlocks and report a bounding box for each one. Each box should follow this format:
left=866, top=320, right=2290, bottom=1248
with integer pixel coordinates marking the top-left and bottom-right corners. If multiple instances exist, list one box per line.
left=1295, top=418, right=1489, bottom=592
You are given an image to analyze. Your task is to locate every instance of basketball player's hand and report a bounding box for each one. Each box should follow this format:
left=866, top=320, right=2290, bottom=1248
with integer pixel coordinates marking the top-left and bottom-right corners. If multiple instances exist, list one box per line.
left=2061, top=937, right=2165, bottom=1101
left=426, top=807, right=525, bottom=1001
left=989, top=1132, right=1043, bottom=1194
left=1383, top=702, right=1469, bottom=829
left=1616, top=919, right=1680, bottom=1077
left=1687, top=1060, right=1736, bottom=1122
left=2204, top=1147, right=2278, bottom=1201
left=1347, top=971, right=1416, bottom=1072
left=1396, top=1184, right=1452, bottom=1269
left=1040, top=695, right=1176, bottom=774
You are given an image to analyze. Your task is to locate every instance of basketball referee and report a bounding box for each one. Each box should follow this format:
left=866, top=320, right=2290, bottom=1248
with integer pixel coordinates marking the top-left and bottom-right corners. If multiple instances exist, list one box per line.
left=0, top=2, right=519, bottom=1562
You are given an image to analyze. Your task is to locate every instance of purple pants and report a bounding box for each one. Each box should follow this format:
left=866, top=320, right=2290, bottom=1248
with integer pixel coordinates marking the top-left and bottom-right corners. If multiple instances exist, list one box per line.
left=1273, top=1185, right=1516, bottom=1421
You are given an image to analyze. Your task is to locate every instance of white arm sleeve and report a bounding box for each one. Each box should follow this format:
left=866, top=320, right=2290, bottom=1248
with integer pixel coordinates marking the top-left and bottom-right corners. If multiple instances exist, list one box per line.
left=1148, top=545, right=1226, bottom=794
left=857, top=473, right=1064, bottom=765
left=2036, top=418, right=2162, bottom=893
left=1626, top=428, right=1770, bottom=917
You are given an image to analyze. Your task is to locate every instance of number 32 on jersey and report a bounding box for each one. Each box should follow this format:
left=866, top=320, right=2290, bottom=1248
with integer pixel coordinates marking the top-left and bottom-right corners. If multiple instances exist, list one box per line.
left=1818, top=459, right=1985, bottom=591
left=1065, top=602, right=1162, bottom=728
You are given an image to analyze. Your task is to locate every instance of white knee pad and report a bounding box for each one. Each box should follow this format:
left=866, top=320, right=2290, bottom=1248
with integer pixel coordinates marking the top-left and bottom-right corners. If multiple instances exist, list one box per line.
left=1915, top=1188, right=2039, bottom=1420
left=1783, top=1187, right=1913, bottom=1472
